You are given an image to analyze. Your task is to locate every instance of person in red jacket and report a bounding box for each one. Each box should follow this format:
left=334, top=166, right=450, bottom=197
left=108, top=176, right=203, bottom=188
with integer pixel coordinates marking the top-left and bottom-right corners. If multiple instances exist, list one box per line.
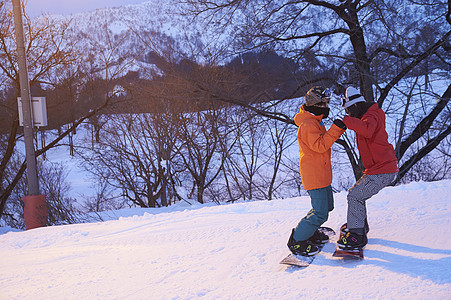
left=337, top=87, right=399, bottom=250
left=287, top=86, right=346, bottom=256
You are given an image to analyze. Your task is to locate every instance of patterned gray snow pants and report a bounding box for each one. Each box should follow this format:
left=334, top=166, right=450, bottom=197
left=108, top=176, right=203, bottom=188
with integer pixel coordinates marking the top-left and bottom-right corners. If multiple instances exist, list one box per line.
left=347, top=172, right=398, bottom=233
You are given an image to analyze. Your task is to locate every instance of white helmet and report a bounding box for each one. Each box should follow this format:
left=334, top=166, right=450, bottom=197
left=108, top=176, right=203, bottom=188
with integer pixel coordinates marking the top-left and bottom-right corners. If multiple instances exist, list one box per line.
left=341, top=87, right=365, bottom=108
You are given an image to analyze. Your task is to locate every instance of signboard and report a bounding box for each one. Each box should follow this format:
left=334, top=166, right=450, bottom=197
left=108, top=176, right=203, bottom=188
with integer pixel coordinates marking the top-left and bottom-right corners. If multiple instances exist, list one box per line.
left=18, top=97, right=47, bottom=127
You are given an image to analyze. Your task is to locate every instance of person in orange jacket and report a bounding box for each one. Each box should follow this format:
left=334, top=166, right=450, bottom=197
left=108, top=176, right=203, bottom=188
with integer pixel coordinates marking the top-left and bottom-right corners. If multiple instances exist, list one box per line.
left=336, top=87, right=399, bottom=250
left=287, top=86, right=346, bottom=256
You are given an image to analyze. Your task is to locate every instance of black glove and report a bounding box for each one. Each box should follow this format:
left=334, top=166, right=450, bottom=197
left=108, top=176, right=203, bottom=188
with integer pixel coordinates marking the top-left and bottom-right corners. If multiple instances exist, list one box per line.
left=333, top=119, right=347, bottom=129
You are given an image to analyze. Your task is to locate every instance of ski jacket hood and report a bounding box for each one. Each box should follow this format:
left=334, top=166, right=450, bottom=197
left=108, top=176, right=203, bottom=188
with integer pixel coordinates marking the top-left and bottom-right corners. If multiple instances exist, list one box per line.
left=343, top=103, right=399, bottom=175
left=294, top=105, right=345, bottom=190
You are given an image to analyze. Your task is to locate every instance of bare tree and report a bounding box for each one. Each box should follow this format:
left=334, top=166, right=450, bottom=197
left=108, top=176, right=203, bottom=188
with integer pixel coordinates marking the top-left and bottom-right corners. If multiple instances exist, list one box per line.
left=225, top=108, right=268, bottom=200
left=0, top=3, right=80, bottom=218
left=185, top=0, right=451, bottom=183
left=81, top=180, right=125, bottom=214
left=78, top=113, right=168, bottom=208
left=392, top=84, right=451, bottom=183
left=174, top=103, right=228, bottom=204
left=261, top=105, right=297, bottom=200
left=3, top=161, right=82, bottom=229
left=0, top=3, right=133, bottom=220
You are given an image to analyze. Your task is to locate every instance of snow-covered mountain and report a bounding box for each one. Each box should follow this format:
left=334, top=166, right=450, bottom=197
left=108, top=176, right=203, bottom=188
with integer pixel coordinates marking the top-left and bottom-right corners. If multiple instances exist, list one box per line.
left=49, top=0, right=231, bottom=74
left=31, top=0, right=448, bottom=83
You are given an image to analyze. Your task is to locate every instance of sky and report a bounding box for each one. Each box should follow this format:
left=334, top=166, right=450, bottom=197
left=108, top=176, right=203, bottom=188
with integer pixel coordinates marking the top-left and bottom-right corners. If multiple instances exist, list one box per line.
left=24, top=0, right=149, bottom=18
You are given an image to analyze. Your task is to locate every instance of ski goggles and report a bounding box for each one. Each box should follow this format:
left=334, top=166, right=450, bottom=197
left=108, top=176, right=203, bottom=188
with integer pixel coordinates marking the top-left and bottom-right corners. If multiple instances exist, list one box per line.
left=340, top=96, right=346, bottom=107
left=319, top=88, right=331, bottom=102
left=340, top=97, right=351, bottom=114
left=341, top=93, right=364, bottom=109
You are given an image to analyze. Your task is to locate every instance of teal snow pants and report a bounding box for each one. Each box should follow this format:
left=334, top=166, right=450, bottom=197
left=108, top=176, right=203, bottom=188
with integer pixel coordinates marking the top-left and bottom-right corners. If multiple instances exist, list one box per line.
left=293, top=185, right=334, bottom=242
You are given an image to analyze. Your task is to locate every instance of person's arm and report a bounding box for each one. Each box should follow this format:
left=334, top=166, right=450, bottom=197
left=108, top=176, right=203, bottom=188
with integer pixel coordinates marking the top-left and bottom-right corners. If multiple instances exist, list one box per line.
left=342, top=115, right=377, bottom=138
left=301, top=122, right=345, bottom=153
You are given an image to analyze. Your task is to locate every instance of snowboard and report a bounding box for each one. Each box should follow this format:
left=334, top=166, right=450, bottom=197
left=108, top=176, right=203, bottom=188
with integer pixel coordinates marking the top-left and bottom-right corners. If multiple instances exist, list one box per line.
left=332, top=223, right=364, bottom=259
left=333, top=248, right=364, bottom=259
left=280, top=226, right=336, bottom=268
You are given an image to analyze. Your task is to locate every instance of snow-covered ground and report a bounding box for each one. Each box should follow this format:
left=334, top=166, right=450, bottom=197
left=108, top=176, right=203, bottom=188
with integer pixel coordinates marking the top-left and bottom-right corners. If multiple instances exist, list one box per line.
left=1, top=179, right=450, bottom=299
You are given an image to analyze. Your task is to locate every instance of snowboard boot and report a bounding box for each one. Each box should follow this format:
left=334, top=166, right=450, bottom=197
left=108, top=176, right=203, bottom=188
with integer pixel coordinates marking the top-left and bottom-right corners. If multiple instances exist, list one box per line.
left=287, top=229, right=319, bottom=256
left=337, top=229, right=367, bottom=250
left=340, top=219, right=370, bottom=236
left=308, top=228, right=329, bottom=245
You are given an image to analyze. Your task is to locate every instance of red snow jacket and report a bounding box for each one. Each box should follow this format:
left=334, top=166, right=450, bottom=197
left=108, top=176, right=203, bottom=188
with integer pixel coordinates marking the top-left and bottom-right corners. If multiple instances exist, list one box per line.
left=343, top=103, right=399, bottom=175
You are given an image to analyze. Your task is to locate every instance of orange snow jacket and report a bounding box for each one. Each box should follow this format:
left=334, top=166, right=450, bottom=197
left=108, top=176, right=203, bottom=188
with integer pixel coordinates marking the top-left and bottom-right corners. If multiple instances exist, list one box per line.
left=295, top=105, right=345, bottom=191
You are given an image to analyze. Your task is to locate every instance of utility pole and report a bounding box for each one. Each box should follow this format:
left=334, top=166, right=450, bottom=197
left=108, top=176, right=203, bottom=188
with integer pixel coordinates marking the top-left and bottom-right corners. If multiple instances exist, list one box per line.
left=12, top=0, right=40, bottom=195
left=12, top=0, right=47, bottom=230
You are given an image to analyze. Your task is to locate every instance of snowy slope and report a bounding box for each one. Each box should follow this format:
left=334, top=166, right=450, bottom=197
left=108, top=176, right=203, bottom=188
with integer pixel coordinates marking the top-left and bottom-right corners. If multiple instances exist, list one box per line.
left=1, top=180, right=450, bottom=299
